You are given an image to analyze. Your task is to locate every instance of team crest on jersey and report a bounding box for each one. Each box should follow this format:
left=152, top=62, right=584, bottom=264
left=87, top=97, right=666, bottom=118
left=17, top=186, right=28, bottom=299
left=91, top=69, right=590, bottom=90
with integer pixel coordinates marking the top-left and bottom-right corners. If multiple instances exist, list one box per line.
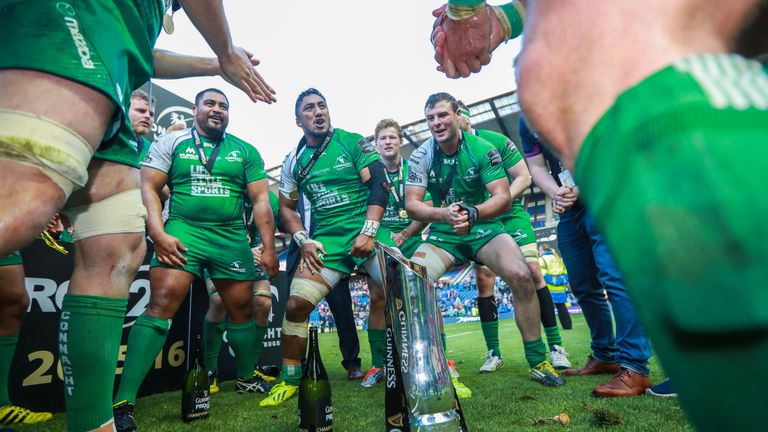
left=463, top=167, right=478, bottom=180
left=357, top=138, right=375, bottom=154
left=334, top=154, right=352, bottom=170
left=486, top=149, right=502, bottom=166
left=180, top=146, right=197, bottom=160
left=476, top=228, right=492, bottom=238
left=225, top=150, right=243, bottom=163
left=229, top=261, right=246, bottom=273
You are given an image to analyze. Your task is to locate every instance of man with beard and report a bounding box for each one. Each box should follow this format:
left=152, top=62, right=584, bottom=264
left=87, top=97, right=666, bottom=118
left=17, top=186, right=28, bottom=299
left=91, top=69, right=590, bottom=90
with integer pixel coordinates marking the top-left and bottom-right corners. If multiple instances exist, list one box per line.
left=430, top=1, right=768, bottom=429
left=260, top=88, right=392, bottom=406
left=406, top=92, right=563, bottom=388
left=129, top=90, right=157, bottom=163
left=456, top=101, right=570, bottom=373
left=0, top=2, right=275, bottom=430
left=113, top=88, right=277, bottom=431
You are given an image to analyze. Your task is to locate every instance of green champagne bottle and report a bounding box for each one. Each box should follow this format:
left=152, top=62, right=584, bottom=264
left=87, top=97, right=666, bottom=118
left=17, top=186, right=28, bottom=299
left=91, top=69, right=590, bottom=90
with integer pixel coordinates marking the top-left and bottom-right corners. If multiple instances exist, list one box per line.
left=298, top=326, right=333, bottom=432
left=181, top=335, right=210, bottom=422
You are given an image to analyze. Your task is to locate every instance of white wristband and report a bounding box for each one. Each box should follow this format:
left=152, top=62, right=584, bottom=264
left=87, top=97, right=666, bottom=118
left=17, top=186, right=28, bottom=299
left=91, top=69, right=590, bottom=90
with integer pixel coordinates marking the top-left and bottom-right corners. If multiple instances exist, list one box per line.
left=293, top=230, right=310, bottom=248
left=360, top=220, right=380, bottom=238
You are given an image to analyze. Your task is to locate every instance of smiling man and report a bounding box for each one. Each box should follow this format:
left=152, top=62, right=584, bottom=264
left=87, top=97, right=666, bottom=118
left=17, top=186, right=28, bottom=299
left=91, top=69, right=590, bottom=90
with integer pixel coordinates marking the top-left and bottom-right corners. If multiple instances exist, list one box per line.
left=261, top=88, right=393, bottom=406
left=113, top=88, right=277, bottom=431
left=406, top=92, right=563, bottom=388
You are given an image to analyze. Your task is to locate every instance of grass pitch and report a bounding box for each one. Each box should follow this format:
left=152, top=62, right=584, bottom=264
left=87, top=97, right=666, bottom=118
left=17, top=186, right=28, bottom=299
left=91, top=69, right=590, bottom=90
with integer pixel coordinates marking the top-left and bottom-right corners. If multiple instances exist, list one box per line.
left=17, top=315, right=691, bottom=431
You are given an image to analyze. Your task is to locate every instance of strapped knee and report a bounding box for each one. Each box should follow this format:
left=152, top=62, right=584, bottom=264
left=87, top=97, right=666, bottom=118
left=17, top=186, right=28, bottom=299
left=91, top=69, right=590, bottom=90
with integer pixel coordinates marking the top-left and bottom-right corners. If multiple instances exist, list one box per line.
left=520, top=243, right=539, bottom=263
left=282, top=316, right=309, bottom=337
left=62, top=189, right=147, bottom=241
left=0, top=109, right=92, bottom=197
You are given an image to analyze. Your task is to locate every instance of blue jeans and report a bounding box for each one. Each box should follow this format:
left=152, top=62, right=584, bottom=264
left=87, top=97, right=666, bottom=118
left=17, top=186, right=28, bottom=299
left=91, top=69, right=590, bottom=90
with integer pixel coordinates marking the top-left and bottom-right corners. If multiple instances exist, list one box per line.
left=557, top=206, right=651, bottom=375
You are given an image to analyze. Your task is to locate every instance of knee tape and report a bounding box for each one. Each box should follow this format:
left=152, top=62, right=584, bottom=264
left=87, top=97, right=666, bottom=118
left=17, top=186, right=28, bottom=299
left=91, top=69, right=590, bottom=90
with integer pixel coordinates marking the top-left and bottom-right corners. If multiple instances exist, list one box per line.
left=0, top=109, right=92, bottom=196
left=282, top=316, right=309, bottom=337
left=63, top=189, right=147, bottom=241
left=253, top=288, right=273, bottom=299
left=290, top=278, right=330, bottom=307
left=520, top=243, right=539, bottom=263
left=411, top=243, right=454, bottom=282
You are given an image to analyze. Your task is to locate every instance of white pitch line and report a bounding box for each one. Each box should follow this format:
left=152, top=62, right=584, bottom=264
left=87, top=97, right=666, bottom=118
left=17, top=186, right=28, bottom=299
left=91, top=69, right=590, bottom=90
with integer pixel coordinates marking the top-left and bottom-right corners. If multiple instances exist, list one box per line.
left=447, top=331, right=478, bottom=338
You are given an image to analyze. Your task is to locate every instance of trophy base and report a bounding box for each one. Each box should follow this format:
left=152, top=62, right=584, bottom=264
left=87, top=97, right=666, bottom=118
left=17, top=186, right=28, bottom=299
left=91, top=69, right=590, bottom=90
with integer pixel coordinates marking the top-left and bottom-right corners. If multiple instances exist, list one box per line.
left=411, top=411, right=462, bottom=432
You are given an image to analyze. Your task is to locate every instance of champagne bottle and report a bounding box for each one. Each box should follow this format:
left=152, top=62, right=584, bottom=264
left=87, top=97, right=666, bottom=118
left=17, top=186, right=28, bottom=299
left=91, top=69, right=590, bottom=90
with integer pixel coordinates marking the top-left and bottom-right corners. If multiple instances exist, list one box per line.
left=298, top=326, right=333, bottom=432
left=181, top=335, right=210, bottom=422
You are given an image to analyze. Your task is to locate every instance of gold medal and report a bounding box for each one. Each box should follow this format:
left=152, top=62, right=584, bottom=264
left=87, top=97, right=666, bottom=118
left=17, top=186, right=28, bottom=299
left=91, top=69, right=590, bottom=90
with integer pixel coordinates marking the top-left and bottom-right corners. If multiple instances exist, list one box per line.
left=399, top=209, right=408, bottom=219
left=441, top=201, right=448, bottom=208
left=289, top=190, right=299, bottom=200
left=162, top=10, right=175, bottom=34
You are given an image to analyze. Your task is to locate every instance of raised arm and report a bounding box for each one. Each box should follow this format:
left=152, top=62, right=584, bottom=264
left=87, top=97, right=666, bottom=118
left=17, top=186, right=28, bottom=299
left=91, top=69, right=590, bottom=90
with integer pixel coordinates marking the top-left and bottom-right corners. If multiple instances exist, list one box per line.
left=177, top=0, right=276, bottom=103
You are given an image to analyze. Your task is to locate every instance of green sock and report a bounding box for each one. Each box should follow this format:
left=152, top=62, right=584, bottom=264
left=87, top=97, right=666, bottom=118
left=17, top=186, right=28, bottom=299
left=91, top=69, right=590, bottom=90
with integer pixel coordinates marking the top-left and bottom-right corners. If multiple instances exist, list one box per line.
left=280, top=364, right=301, bottom=386
left=253, top=322, right=268, bottom=367
left=0, top=334, right=19, bottom=406
left=60, top=294, right=127, bottom=432
left=544, top=326, right=563, bottom=351
left=523, top=338, right=547, bottom=368
left=441, top=333, right=447, bottom=352
left=480, top=321, right=502, bottom=357
left=227, top=320, right=257, bottom=379
left=202, top=319, right=225, bottom=373
left=367, top=329, right=386, bottom=368
left=114, top=315, right=170, bottom=405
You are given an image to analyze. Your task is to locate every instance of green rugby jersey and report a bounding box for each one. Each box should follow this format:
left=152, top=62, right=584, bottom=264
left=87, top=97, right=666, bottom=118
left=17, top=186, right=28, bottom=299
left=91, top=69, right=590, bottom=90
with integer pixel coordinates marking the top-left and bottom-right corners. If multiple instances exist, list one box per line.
left=407, top=131, right=506, bottom=234
left=381, top=158, right=433, bottom=234
left=245, top=190, right=279, bottom=247
left=143, top=128, right=267, bottom=227
left=279, top=128, right=381, bottom=236
left=576, top=53, right=768, bottom=332
left=474, top=128, right=525, bottom=214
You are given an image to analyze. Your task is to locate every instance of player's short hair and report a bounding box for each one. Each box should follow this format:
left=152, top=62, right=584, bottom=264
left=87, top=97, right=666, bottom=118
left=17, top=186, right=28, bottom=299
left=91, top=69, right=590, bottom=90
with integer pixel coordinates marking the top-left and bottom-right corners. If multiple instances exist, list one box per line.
left=130, top=89, right=156, bottom=106
left=294, top=88, right=326, bottom=118
left=374, top=118, right=403, bottom=140
left=425, top=92, right=458, bottom=112
left=194, top=88, right=228, bottom=106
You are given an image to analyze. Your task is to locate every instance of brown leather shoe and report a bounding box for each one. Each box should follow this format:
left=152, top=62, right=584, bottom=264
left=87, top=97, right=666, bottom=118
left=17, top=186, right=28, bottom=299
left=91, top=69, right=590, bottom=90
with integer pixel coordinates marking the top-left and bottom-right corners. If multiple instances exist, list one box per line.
left=562, top=356, right=619, bottom=376
left=347, top=366, right=364, bottom=380
left=592, top=368, right=651, bottom=397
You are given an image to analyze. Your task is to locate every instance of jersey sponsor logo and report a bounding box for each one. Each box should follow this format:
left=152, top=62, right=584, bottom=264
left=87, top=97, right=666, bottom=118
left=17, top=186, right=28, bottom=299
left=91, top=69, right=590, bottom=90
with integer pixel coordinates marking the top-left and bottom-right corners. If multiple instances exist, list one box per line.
left=180, top=146, right=198, bottom=160
left=357, top=138, right=375, bottom=154
left=229, top=261, right=247, bottom=273
left=334, top=154, right=352, bottom=170
left=427, top=233, right=444, bottom=242
left=190, top=166, right=231, bottom=197
left=505, top=139, right=518, bottom=154
left=407, top=171, right=423, bottom=184
left=63, top=16, right=95, bottom=69
left=486, top=149, right=502, bottom=167
left=225, top=150, right=243, bottom=163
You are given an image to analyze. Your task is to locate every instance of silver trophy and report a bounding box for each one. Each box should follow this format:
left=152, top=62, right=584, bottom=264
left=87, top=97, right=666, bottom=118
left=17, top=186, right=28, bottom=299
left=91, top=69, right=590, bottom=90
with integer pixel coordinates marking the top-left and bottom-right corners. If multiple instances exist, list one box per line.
left=375, top=242, right=463, bottom=432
